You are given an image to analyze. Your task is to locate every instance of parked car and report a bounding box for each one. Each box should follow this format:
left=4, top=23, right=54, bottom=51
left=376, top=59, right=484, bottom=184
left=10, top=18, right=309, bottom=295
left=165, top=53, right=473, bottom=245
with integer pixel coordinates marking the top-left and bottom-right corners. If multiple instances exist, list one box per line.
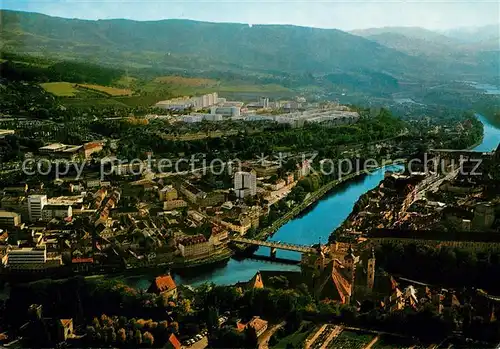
left=196, top=334, right=202, bottom=340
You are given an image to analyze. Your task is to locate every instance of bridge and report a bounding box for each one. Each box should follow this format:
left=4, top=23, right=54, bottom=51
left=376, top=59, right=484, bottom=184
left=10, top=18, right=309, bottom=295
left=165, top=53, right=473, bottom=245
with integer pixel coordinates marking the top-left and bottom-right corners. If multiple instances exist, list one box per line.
left=230, top=237, right=317, bottom=258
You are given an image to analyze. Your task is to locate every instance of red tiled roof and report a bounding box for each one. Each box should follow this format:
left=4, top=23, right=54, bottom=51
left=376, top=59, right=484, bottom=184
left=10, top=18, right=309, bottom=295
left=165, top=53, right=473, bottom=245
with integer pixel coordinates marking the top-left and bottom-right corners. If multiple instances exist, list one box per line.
left=0, top=232, right=8, bottom=242
left=84, top=142, right=103, bottom=150
left=60, top=319, right=73, bottom=328
left=236, top=322, right=246, bottom=332
left=168, top=333, right=181, bottom=349
left=248, top=317, right=268, bottom=332
left=178, top=234, right=207, bottom=246
left=72, top=257, right=94, bottom=264
left=153, top=274, right=177, bottom=293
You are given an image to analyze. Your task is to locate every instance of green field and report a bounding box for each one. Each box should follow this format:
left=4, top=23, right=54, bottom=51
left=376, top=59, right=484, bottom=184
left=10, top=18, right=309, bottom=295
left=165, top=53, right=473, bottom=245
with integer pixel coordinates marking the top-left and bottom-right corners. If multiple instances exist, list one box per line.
left=77, top=83, right=133, bottom=96
left=40, top=82, right=79, bottom=97
left=272, top=323, right=314, bottom=349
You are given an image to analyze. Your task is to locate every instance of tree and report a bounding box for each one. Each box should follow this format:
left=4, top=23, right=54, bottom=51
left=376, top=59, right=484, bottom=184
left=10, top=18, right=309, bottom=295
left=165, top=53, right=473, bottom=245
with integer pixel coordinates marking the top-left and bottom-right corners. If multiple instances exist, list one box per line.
left=134, top=329, right=143, bottom=345
left=117, top=328, right=127, bottom=344
left=143, top=331, right=154, bottom=347
left=169, top=321, right=179, bottom=334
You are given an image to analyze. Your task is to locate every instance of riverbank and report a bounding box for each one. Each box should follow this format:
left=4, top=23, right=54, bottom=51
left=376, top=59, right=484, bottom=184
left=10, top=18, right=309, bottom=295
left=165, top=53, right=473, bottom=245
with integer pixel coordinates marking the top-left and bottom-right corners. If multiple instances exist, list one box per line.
left=255, top=159, right=402, bottom=242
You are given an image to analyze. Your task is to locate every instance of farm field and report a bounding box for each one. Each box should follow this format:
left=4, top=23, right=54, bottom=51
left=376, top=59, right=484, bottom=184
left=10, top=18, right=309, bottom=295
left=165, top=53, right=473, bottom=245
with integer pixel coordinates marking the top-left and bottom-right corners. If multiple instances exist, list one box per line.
left=153, top=75, right=218, bottom=87
left=327, top=330, right=375, bottom=349
left=40, top=82, right=79, bottom=97
left=77, top=84, right=133, bottom=96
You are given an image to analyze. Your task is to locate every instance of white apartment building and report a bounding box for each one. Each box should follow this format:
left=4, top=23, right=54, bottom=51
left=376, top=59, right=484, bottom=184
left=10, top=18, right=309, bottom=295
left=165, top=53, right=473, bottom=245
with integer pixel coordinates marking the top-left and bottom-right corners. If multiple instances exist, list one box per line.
left=182, top=113, right=224, bottom=123
left=182, top=115, right=204, bottom=123
left=234, top=171, right=257, bottom=198
left=210, top=106, right=241, bottom=117
left=41, top=204, right=73, bottom=221
left=28, top=195, right=47, bottom=222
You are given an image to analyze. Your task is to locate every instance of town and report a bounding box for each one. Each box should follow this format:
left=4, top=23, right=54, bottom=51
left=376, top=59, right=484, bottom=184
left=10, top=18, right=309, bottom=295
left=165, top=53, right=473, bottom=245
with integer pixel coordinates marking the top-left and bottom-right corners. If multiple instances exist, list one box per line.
left=1, top=84, right=499, bottom=348
left=0, top=5, right=499, bottom=347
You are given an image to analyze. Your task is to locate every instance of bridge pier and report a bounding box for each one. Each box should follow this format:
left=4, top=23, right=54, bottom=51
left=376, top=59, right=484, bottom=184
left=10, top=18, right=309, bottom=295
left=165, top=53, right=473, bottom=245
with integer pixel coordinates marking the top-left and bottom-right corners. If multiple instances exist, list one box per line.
left=270, top=247, right=277, bottom=259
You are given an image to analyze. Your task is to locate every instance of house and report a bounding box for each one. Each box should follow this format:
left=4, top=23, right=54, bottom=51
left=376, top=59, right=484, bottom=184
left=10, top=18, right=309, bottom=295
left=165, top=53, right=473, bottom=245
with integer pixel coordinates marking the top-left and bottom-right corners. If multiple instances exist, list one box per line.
left=165, top=333, right=181, bottom=349
left=159, top=186, right=178, bottom=201
left=58, top=319, right=74, bottom=341
left=82, top=141, right=103, bottom=159
left=236, top=316, right=268, bottom=338
left=147, top=274, right=178, bottom=300
left=177, top=234, right=211, bottom=258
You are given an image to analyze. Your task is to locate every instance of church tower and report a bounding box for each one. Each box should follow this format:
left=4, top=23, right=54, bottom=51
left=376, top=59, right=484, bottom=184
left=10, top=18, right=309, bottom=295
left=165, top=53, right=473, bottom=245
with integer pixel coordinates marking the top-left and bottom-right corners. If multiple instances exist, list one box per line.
left=367, top=247, right=376, bottom=292
left=344, top=245, right=356, bottom=283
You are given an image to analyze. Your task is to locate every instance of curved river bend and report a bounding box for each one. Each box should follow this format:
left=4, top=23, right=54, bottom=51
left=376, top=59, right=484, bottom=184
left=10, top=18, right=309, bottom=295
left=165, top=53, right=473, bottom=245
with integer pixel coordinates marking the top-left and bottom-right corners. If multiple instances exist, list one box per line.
left=124, top=114, right=499, bottom=289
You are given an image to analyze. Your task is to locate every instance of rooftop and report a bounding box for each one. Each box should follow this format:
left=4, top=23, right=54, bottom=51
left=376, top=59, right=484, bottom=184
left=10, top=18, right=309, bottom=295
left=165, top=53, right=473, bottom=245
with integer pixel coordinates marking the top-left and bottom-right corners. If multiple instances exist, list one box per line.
left=151, top=274, right=177, bottom=293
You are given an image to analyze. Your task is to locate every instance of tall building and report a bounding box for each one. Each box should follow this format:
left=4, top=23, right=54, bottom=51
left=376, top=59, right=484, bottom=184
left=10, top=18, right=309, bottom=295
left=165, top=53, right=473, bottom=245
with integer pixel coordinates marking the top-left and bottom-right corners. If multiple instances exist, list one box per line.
left=260, top=97, right=269, bottom=108
left=234, top=171, right=257, bottom=198
left=28, top=195, right=47, bottom=222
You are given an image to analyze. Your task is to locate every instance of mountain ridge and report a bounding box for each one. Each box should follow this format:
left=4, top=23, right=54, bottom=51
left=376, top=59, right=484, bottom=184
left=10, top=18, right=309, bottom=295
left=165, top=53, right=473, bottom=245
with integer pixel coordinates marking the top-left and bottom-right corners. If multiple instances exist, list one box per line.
left=0, top=9, right=497, bottom=90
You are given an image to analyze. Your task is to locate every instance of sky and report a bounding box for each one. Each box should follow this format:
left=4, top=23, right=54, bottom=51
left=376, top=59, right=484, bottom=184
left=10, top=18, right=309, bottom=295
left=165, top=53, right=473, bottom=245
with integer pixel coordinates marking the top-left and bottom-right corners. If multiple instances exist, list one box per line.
left=1, top=0, right=499, bottom=31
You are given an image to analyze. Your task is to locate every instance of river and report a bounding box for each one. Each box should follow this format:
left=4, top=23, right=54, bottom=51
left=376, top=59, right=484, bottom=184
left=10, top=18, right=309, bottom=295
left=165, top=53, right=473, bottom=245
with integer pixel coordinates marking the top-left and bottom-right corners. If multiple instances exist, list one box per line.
left=120, top=114, right=499, bottom=290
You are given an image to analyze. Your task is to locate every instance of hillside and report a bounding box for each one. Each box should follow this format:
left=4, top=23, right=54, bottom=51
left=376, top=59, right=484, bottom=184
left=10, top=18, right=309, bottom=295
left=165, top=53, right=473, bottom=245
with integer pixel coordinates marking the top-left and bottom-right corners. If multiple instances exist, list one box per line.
left=440, top=24, right=500, bottom=44
left=351, top=26, right=457, bottom=46
left=0, top=10, right=423, bottom=76
left=350, top=25, right=499, bottom=74
left=1, top=10, right=494, bottom=83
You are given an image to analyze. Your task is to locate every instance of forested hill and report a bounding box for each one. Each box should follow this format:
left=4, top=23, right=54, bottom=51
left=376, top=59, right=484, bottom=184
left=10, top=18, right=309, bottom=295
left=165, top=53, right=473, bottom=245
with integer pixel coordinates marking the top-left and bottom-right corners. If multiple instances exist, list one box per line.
left=0, top=9, right=493, bottom=83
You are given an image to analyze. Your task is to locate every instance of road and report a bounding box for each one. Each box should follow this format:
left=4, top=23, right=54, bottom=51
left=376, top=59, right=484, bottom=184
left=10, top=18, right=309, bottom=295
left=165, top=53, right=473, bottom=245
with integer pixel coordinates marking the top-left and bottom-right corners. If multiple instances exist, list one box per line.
left=258, top=321, right=286, bottom=349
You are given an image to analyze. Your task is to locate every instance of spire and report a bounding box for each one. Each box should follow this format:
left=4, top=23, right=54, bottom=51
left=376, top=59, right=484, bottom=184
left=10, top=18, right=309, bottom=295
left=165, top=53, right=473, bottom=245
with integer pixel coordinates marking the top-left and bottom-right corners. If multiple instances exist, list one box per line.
left=344, top=244, right=355, bottom=261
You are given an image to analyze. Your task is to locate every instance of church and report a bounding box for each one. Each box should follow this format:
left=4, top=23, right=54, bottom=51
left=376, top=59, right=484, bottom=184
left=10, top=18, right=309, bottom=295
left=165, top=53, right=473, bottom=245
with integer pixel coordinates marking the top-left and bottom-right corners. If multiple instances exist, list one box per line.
left=301, top=242, right=397, bottom=305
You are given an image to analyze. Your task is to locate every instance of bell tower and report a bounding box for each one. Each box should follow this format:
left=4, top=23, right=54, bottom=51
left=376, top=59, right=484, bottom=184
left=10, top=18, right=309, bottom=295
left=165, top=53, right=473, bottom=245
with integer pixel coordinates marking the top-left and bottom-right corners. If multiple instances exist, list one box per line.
left=367, top=247, right=376, bottom=292
left=344, top=245, right=356, bottom=283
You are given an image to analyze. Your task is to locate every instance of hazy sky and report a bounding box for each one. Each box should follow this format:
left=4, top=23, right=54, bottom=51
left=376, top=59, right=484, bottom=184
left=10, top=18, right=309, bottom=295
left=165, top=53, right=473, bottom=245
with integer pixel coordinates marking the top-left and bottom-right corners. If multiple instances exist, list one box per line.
left=1, top=0, right=499, bottom=31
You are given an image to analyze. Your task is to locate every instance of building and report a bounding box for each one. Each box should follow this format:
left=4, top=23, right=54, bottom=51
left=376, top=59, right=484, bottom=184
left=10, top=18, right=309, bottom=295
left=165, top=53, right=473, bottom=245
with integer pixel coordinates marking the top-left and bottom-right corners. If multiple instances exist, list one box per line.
left=260, top=97, right=269, bottom=108
left=159, top=186, right=178, bottom=201
left=163, top=199, right=188, bottom=210
left=147, top=274, right=178, bottom=300
left=236, top=316, right=268, bottom=337
left=41, top=204, right=73, bottom=221
left=0, top=211, right=21, bottom=228
left=156, top=92, right=218, bottom=111
left=6, top=246, right=46, bottom=268
left=209, top=226, right=229, bottom=249
left=177, top=182, right=206, bottom=204
left=198, top=191, right=226, bottom=207
left=166, top=333, right=182, bottom=349
left=182, top=114, right=203, bottom=123
left=210, top=106, right=241, bottom=117
left=38, top=143, right=83, bottom=160
left=177, top=234, right=211, bottom=258
left=58, top=319, right=74, bottom=341
left=270, top=179, right=286, bottom=191
left=0, top=129, right=15, bottom=138
left=82, top=141, right=103, bottom=159
left=28, top=195, right=47, bottom=222
left=0, top=196, right=28, bottom=221
left=234, top=171, right=257, bottom=198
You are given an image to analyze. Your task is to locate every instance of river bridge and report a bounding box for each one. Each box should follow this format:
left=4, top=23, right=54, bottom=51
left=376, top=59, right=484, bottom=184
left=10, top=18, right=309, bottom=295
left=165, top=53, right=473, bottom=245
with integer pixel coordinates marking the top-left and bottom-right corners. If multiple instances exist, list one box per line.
left=230, top=236, right=317, bottom=257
